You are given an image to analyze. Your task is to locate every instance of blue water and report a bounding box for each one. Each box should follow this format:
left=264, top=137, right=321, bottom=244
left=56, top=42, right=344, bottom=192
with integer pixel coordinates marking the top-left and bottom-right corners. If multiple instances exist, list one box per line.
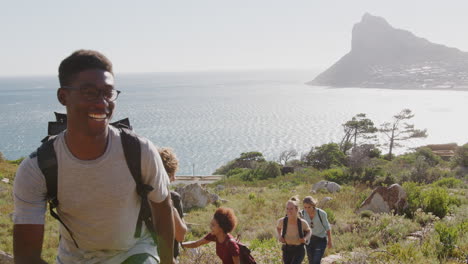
left=1, top=70, right=468, bottom=175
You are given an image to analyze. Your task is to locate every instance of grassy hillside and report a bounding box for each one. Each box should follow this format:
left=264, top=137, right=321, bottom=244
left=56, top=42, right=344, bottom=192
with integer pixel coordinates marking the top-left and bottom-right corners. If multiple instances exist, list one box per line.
left=1, top=157, right=467, bottom=263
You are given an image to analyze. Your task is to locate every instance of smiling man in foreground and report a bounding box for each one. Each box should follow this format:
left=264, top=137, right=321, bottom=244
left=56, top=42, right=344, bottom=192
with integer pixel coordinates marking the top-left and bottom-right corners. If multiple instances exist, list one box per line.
left=13, top=50, right=174, bottom=264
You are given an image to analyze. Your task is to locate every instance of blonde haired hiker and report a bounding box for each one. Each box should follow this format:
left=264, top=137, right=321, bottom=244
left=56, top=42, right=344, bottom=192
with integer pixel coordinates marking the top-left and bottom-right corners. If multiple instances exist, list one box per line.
left=276, top=196, right=311, bottom=264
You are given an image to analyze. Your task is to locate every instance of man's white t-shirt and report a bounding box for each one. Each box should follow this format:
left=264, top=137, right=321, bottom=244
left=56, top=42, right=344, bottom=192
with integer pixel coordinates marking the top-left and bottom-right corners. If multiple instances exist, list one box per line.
left=13, top=126, right=169, bottom=263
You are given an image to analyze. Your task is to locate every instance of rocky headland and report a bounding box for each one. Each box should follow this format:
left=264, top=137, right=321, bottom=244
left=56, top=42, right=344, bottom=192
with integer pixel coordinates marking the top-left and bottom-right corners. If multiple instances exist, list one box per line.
left=308, top=13, right=468, bottom=90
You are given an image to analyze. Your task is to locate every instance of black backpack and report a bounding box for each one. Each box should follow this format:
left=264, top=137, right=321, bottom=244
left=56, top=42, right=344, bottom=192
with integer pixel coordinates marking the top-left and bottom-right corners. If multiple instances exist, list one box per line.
left=230, top=236, right=256, bottom=264
left=32, top=112, right=156, bottom=248
left=281, top=215, right=304, bottom=243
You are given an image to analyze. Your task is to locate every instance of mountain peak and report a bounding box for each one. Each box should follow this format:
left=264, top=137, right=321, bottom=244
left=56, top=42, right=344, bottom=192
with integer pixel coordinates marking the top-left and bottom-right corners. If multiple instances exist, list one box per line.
left=360, top=13, right=389, bottom=25
left=308, top=14, right=468, bottom=89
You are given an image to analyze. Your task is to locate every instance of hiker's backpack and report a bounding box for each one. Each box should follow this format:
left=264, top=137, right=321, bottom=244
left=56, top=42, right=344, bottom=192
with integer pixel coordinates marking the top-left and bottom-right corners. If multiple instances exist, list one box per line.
left=281, top=215, right=304, bottom=243
left=34, top=112, right=156, bottom=248
left=230, top=236, right=256, bottom=264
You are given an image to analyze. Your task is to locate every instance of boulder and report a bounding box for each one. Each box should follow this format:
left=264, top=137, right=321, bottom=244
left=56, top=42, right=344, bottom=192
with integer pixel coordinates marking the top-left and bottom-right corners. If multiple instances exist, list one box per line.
left=176, top=183, right=220, bottom=209
left=318, top=197, right=333, bottom=208
left=311, top=181, right=341, bottom=193
left=358, top=184, right=408, bottom=214
left=0, top=250, right=13, bottom=264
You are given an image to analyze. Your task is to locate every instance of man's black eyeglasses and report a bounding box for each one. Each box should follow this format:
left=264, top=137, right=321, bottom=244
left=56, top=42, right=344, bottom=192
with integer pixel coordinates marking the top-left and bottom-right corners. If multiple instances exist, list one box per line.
left=61, top=86, right=121, bottom=102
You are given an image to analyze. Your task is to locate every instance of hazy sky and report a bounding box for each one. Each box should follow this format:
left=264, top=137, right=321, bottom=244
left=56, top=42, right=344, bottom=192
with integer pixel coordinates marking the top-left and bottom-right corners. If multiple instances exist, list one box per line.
left=1, top=0, right=467, bottom=76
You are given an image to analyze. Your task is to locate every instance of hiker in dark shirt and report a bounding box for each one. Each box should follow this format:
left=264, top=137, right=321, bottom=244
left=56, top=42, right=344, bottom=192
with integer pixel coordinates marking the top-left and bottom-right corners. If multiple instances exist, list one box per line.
left=182, top=207, right=240, bottom=264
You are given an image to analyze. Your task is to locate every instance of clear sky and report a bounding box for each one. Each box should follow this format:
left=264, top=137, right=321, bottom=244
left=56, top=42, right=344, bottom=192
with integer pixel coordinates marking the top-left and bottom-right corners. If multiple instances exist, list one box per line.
left=1, top=0, right=467, bottom=76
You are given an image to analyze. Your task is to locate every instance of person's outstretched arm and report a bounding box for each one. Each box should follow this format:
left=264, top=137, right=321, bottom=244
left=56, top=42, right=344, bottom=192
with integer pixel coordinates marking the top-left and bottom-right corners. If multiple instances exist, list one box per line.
left=151, top=196, right=175, bottom=264
left=181, top=237, right=210, bottom=248
left=13, top=224, right=48, bottom=264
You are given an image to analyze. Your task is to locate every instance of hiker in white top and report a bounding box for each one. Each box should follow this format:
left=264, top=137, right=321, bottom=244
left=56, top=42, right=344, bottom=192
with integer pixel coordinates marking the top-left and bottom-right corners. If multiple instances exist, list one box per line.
left=301, top=196, right=333, bottom=264
left=13, top=50, right=175, bottom=264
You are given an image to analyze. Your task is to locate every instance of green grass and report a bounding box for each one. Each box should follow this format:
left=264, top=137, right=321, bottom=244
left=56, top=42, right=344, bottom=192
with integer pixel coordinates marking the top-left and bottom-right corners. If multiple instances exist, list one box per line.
left=1, top=161, right=467, bottom=264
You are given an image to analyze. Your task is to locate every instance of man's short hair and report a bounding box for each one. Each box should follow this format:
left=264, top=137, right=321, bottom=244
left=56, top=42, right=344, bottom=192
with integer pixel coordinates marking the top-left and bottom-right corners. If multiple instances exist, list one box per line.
left=159, top=147, right=179, bottom=178
left=58, top=49, right=113, bottom=86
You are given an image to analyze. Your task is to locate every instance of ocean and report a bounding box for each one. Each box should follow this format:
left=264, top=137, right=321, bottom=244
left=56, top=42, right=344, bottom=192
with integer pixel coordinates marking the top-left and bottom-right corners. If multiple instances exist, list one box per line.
left=1, top=70, right=468, bottom=175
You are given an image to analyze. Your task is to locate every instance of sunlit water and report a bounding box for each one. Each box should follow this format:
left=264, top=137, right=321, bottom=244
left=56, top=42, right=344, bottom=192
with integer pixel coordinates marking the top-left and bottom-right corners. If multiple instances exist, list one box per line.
left=1, top=70, right=467, bottom=175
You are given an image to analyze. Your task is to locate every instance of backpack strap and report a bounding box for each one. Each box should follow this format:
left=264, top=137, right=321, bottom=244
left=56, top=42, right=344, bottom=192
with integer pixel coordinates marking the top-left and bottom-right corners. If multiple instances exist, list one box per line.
left=281, top=216, right=288, bottom=238
left=316, top=208, right=325, bottom=229
left=119, top=128, right=156, bottom=242
left=297, top=218, right=304, bottom=239
left=37, top=137, right=79, bottom=248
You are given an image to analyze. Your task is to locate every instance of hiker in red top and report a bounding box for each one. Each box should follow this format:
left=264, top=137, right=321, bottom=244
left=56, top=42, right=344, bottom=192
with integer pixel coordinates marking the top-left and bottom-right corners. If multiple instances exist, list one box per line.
left=182, top=207, right=240, bottom=264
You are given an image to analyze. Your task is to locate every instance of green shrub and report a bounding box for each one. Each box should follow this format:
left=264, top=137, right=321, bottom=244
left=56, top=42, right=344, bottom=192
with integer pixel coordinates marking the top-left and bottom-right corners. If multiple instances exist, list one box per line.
left=413, top=208, right=437, bottom=226
left=435, top=222, right=458, bottom=259
left=422, top=187, right=450, bottom=218
left=402, top=182, right=423, bottom=217
left=432, top=177, right=463, bottom=188
left=226, top=168, right=248, bottom=177
left=304, top=143, right=346, bottom=170
left=321, top=167, right=350, bottom=184
left=253, top=161, right=281, bottom=180
left=416, top=147, right=442, bottom=166
left=448, top=195, right=461, bottom=207
left=372, top=174, right=396, bottom=187
left=356, top=191, right=369, bottom=209
left=360, top=210, right=373, bottom=218
left=213, top=151, right=266, bottom=175
left=361, top=167, right=384, bottom=185
left=323, top=208, right=335, bottom=224
left=0, top=152, right=5, bottom=162
left=453, top=143, right=468, bottom=167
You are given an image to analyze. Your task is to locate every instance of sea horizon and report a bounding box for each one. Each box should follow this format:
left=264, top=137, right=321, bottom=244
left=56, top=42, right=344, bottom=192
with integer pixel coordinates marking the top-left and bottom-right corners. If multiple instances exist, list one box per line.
left=1, top=69, right=468, bottom=175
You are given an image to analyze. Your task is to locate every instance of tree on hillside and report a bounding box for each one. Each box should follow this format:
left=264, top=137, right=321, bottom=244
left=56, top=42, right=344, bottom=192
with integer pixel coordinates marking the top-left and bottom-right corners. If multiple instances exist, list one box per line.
left=236, top=151, right=266, bottom=167
left=340, top=113, right=378, bottom=153
left=348, top=144, right=381, bottom=175
left=453, top=143, right=468, bottom=167
left=380, top=109, right=428, bottom=160
left=304, top=143, right=346, bottom=170
left=278, top=149, right=298, bottom=166
left=213, top=151, right=266, bottom=175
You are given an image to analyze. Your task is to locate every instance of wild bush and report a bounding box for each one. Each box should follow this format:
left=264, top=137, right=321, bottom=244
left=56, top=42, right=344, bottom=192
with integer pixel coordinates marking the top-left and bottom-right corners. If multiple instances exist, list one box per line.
left=435, top=221, right=458, bottom=259
left=252, top=161, right=281, bottom=180
left=323, top=208, right=336, bottom=224
left=304, top=143, right=346, bottom=170
left=422, top=187, right=450, bottom=218
left=321, top=167, right=351, bottom=184
left=402, top=182, right=423, bottom=218
left=453, top=143, right=468, bottom=167
left=432, top=177, right=463, bottom=188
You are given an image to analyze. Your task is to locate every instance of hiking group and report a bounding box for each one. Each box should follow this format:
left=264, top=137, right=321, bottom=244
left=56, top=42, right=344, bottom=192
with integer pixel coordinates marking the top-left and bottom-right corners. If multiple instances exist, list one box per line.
left=12, top=50, right=332, bottom=264
left=276, top=196, right=333, bottom=264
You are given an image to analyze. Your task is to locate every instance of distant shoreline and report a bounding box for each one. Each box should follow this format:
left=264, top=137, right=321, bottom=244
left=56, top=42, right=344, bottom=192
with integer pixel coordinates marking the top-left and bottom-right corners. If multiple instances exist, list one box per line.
left=309, top=85, right=468, bottom=92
